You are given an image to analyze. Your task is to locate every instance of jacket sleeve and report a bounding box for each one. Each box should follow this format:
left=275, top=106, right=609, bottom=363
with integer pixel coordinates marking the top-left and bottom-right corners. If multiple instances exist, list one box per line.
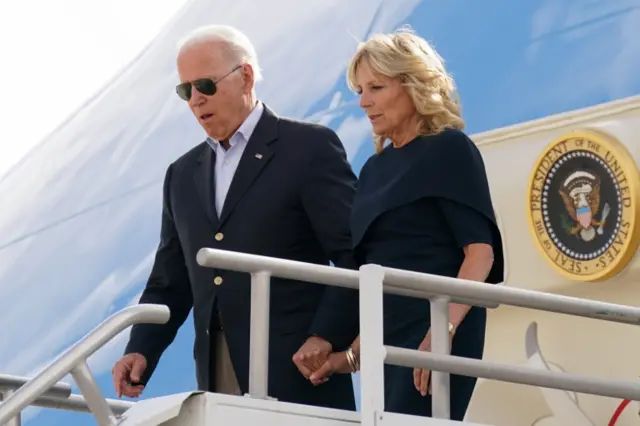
left=124, top=163, right=194, bottom=384
left=300, top=128, right=360, bottom=352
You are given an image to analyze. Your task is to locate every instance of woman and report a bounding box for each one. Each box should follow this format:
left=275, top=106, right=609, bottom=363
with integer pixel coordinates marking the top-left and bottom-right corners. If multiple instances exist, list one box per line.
left=306, top=29, right=504, bottom=420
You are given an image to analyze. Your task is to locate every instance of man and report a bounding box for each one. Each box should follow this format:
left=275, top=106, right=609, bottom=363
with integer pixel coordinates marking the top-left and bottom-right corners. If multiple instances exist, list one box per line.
left=111, top=25, right=359, bottom=411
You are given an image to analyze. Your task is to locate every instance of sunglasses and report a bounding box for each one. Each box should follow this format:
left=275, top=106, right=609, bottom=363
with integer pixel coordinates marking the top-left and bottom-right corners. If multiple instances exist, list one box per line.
left=176, top=65, right=241, bottom=101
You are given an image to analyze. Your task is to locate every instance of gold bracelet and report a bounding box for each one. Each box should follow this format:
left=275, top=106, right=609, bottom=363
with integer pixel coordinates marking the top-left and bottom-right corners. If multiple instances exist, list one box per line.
left=346, top=347, right=358, bottom=372
left=351, top=348, right=359, bottom=371
left=345, top=348, right=355, bottom=371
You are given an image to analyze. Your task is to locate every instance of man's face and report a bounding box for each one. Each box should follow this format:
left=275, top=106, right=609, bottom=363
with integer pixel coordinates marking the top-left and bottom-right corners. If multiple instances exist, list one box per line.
left=177, top=41, right=248, bottom=141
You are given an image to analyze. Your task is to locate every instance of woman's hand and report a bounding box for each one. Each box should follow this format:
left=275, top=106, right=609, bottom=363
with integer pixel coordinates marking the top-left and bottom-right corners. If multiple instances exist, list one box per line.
left=308, top=351, right=354, bottom=386
left=413, top=328, right=454, bottom=396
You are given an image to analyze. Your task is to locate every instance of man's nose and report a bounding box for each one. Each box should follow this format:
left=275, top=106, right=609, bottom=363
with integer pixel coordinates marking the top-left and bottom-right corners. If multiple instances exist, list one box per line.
left=189, top=86, right=206, bottom=106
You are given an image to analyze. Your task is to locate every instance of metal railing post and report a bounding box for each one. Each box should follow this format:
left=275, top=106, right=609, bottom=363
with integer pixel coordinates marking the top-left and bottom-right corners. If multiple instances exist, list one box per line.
left=70, top=362, right=117, bottom=426
left=429, top=296, right=451, bottom=419
left=0, top=391, right=21, bottom=426
left=248, top=270, right=271, bottom=399
left=359, top=264, right=386, bottom=426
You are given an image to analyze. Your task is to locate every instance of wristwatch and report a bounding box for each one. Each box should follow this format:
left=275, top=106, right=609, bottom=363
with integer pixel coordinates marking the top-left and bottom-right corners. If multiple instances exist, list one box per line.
left=448, top=322, right=456, bottom=335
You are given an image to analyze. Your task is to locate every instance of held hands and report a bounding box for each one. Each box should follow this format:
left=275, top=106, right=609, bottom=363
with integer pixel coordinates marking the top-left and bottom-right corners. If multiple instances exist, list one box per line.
left=111, top=353, right=147, bottom=398
left=309, top=351, right=353, bottom=384
left=292, top=336, right=332, bottom=383
left=293, top=336, right=355, bottom=386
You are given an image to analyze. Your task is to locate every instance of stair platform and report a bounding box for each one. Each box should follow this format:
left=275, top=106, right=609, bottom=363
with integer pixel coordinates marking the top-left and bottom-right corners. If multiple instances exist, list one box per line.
left=117, top=391, right=494, bottom=426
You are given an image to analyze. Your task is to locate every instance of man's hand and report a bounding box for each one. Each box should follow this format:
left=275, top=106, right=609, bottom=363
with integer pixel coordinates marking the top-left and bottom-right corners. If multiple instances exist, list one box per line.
left=112, top=353, right=147, bottom=398
left=292, top=336, right=332, bottom=380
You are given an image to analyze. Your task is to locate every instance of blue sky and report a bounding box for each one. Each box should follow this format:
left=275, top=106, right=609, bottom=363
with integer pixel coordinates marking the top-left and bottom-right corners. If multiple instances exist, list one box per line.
left=0, top=0, right=639, bottom=424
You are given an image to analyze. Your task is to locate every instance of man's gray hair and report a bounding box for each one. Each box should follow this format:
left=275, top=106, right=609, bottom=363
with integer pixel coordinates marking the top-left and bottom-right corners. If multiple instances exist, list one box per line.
left=177, top=25, right=263, bottom=82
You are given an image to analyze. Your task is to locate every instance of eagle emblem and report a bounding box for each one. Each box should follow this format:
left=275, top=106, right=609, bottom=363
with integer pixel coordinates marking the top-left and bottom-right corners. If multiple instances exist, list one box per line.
left=558, top=170, right=610, bottom=242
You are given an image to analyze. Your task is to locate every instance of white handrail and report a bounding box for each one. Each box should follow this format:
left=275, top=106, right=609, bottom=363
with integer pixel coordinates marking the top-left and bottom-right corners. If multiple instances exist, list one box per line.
left=385, top=347, right=640, bottom=400
left=381, top=266, right=640, bottom=324
left=35, top=392, right=134, bottom=415
left=196, top=248, right=640, bottom=424
left=195, top=248, right=501, bottom=309
left=0, top=304, right=170, bottom=426
left=0, top=374, right=71, bottom=400
left=197, top=247, right=640, bottom=325
left=0, top=374, right=133, bottom=417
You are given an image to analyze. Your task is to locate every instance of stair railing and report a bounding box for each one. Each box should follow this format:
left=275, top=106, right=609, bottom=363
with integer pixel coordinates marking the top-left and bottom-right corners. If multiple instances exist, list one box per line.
left=0, top=304, right=169, bottom=426
left=5, top=248, right=640, bottom=426
left=196, top=248, right=640, bottom=426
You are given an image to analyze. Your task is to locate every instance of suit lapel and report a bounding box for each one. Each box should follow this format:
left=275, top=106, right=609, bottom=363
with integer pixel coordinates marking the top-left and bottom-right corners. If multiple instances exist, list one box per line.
left=218, top=106, right=278, bottom=226
left=193, top=145, right=220, bottom=228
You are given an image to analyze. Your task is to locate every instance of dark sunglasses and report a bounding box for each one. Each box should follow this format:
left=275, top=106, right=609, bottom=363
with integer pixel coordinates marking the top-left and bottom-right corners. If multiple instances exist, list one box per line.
left=176, top=65, right=241, bottom=101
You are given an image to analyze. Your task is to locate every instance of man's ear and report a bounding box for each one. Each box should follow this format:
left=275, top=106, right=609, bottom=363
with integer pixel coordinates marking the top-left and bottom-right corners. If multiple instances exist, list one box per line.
left=241, top=64, right=255, bottom=93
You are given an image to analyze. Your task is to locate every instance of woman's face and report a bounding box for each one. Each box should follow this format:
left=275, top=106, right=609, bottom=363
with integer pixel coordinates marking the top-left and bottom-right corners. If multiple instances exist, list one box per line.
left=354, top=62, right=417, bottom=139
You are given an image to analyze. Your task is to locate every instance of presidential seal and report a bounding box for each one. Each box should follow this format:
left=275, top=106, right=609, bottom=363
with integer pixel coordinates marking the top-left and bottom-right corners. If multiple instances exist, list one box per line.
left=527, top=129, right=640, bottom=281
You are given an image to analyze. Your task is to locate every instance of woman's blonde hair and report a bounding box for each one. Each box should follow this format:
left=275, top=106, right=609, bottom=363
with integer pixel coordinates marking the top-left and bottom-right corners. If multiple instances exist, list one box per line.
left=346, top=28, right=465, bottom=153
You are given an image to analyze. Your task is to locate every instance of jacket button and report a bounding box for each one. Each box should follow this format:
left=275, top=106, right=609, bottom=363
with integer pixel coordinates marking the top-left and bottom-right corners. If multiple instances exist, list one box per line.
left=214, top=276, right=223, bottom=285
left=215, top=232, right=224, bottom=241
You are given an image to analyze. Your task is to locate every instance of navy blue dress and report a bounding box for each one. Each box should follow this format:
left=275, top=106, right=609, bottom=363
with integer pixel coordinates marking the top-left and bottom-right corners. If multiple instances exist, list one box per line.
left=351, top=129, right=504, bottom=420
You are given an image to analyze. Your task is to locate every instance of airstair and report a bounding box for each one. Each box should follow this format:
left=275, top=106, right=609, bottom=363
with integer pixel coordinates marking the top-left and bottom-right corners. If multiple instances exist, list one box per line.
left=2, top=248, right=640, bottom=426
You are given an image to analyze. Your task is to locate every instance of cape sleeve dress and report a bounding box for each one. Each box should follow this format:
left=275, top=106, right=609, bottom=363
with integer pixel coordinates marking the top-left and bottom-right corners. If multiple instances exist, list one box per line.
left=351, top=128, right=505, bottom=420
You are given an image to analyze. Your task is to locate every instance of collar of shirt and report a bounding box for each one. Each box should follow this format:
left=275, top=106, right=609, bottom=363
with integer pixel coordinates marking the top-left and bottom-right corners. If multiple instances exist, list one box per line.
left=205, top=101, right=264, bottom=153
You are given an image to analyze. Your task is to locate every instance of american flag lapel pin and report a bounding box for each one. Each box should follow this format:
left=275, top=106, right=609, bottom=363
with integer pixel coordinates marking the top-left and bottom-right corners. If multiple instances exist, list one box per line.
left=254, top=153, right=263, bottom=159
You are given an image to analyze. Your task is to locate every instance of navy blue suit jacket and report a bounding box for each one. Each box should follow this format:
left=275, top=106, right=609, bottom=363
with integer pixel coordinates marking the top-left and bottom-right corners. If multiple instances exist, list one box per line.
left=125, top=105, right=359, bottom=410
